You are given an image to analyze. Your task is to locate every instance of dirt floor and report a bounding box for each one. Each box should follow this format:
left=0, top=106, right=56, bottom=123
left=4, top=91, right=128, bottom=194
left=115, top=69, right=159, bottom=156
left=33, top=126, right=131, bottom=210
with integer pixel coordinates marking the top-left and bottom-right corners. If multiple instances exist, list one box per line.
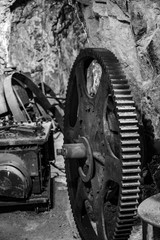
left=0, top=178, right=80, bottom=240
left=0, top=132, right=143, bottom=240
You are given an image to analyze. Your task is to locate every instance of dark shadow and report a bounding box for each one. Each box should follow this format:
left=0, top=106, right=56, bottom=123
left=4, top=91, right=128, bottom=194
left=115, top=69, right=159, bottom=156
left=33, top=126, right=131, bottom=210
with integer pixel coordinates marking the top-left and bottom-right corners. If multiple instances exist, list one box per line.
left=0, top=177, right=55, bottom=214
left=10, top=0, right=31, bottom=12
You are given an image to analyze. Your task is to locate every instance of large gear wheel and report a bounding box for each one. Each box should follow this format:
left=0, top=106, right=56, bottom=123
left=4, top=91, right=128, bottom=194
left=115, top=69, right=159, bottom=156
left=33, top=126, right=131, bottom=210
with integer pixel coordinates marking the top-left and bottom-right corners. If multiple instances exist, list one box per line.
left=64, top=48, right=141, bottom=240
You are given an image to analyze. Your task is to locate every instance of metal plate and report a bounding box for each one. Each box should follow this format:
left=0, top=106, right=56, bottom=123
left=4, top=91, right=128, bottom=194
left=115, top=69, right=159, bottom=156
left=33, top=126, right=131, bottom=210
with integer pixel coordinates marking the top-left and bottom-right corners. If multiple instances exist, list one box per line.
left=138, top=193, right=160, bottom=228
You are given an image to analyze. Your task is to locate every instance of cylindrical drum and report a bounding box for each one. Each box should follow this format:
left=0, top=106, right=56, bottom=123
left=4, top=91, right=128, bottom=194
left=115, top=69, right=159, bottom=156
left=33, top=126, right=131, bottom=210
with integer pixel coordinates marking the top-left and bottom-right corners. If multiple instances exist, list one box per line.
left=0, top=153, right=32, bottom=199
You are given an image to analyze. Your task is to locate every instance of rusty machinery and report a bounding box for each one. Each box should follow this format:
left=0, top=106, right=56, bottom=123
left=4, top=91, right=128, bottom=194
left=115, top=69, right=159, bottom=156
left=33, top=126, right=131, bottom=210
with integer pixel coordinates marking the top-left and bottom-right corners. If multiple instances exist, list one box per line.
left=0, top=71, right=60, bottom=211
left=0, top=48, right=159, bottom=239
left=58, top=48, right=143, bottom=240
left=60, top=48, right=160, bottom=240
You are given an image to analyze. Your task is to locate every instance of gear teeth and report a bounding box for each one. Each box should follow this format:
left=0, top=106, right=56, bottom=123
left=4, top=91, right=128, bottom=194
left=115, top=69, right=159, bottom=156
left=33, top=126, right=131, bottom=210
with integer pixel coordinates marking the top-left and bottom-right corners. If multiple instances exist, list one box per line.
left=117, top=223, right=131, bottom=232
left=122, top=147, right=140, bottom=152
left=118, top=212, right=136, bottom=218
left=106, top=64, right=121, bottom=70
left=121, top=194, right=139, bottom=200
left=108, top=69, right=124, bottom=75
left=120, top=206, right=137, bottom=212
left=120, top=125, right=138, bottom=131
left=115, top=230, right=132, bottom=235
left=115, top=94, right=133, bottom=99
left=114, top=231, right=133, bottom=239
left=110, top=76, right=127, bottom=80
left=121, top=139, right=140, bottom=145
left=117, top=106, right=136, bottom=111
left=118, top=112, right=137, bottom=118
left=121, top=132, right=139, bottom=138
left=122, top=168, right=141, bottom=174
left=116, top=100, right=135, bottom=106
left=115, top=228, right=132, bottom=233
left=107, top=52, right=141, bottom=240
left=113, top=89, right=131, bottom=94
left=122, top=161, right=141, bottom=166
left=119, top=119, right=138, bottom=124
left=122, top=182, right=140, bottom=188
left=120, top=201, right=139, bottom=206
left=112, top=84, right=129, bottom=89
left=117, top=215, right=136, bottom=222
left=122, top=153, right=141, bottom=159
left=108, top=54, right=141, bottom=240
left=121, top=188, right=140, bottom=194
left=122, top=175, right=140, bottom=180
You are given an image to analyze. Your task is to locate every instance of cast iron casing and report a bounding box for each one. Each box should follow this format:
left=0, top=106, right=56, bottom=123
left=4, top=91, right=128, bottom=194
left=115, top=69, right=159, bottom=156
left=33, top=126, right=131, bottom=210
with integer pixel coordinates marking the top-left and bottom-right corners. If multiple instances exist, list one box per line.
left=0, top=121, right=54, bottom=203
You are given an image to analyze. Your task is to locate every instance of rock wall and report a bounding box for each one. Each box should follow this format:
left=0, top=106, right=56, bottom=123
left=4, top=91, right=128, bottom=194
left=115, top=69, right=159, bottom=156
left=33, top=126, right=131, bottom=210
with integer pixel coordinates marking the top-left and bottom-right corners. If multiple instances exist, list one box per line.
left=9, top=0, right=87, bottom=95
left=80, top=0, right=160, bottom=139
left=0, top=0, right=160, bottom=139
left=0, top=0, right=16, bottom=74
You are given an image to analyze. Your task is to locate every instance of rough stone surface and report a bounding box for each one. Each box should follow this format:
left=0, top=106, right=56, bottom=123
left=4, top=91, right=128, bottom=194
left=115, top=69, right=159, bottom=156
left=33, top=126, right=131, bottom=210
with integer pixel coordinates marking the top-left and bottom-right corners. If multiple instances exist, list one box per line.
left=9, top=0, right=87, bottom=95
left=81, top=0, right=160, bottom=139
left=0, top=0, right=16, bottom=74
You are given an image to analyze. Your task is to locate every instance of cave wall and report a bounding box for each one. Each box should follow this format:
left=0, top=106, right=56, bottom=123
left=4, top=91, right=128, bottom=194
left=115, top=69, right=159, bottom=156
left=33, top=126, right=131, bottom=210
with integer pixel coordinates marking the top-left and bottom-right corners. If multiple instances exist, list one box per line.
left=9, top=0, right=87, bottom=95
left=0, top=0, right=160, bottom=139
left=81, top=0, right=160, bottom=138
left=0, top=0, right=16, bottom=72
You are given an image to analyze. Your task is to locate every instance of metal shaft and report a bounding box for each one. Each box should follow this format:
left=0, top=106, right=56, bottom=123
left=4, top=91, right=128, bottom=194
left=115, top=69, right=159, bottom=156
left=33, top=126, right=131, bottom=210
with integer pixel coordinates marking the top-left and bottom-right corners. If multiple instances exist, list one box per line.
left=57, top=143, right=87, bottom=159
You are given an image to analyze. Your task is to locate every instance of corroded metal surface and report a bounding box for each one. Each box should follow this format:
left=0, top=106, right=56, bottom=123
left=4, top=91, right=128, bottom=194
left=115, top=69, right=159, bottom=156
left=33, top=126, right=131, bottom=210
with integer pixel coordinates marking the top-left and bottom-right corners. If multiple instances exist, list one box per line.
left=3, top=72, right=52, bottom=122
left=0, top=71, right=56, bottom=209
left=0, top=121, right=53, bottom=205
left=63, top=48, right=141, bottom=240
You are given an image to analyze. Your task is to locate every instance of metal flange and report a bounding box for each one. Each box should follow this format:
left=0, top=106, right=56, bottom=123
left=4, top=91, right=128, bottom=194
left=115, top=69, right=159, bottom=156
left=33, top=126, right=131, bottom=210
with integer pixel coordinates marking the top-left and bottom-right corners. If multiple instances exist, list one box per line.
left=58, top=142, right=87, bottom=159
left=58, top=136, right=94, bottom=182
left=78, top=137, right=93, bottom=183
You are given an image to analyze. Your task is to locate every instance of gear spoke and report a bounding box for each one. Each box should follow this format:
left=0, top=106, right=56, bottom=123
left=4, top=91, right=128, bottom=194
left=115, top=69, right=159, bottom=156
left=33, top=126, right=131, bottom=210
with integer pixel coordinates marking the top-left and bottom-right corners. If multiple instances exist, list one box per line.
left=73, top=177, right=86, bottom=216
left=75, top=62, right=85, bottom=100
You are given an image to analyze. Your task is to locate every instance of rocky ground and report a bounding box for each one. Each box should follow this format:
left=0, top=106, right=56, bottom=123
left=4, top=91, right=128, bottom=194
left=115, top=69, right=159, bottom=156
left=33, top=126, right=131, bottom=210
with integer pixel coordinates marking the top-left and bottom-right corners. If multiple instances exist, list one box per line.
left=0, top=132, right=143, bottom=240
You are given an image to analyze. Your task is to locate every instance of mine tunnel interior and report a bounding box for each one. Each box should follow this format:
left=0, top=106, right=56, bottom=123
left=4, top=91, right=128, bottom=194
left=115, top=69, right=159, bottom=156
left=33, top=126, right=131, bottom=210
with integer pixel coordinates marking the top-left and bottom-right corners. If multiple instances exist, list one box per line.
left=0, top=0, right=160, bottom=240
